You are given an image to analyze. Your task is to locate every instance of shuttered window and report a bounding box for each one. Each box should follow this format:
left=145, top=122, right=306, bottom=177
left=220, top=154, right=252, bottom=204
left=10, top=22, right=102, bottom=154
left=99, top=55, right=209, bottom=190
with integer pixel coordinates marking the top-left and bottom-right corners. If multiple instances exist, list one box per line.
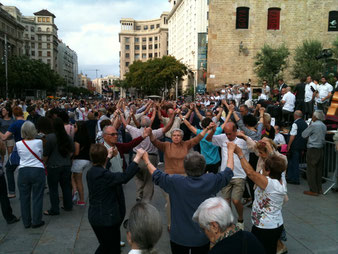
left=236, top=7, right=249, bottom=29
left=267, top=8, right=281, bottom=30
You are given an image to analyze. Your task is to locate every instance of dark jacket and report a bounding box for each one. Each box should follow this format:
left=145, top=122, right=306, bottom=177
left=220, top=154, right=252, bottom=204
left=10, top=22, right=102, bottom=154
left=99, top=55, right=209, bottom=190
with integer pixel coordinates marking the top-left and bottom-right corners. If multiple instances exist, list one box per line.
left=291, top=118, right=307, bottom=151
left=86, top=161, right=139, bottom=227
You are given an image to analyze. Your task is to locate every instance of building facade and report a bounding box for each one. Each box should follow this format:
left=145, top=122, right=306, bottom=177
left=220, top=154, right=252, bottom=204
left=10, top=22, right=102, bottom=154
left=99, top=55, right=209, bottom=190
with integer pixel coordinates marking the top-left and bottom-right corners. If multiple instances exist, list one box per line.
left=119, top=12, right=169, bottom=79
left=57, top=40, right=78, bottom=87
left=207, top=0, right=338, bottom=91
left=168, top=0, right=209, bottom=92
left=92, top=75, right=119, bottom=94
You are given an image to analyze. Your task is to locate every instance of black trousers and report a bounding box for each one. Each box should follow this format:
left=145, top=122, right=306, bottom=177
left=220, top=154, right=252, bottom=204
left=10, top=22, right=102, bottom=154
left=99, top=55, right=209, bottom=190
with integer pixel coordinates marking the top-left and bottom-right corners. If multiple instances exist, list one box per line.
left=91, top=224, right=121, bottom=254
left=0, top=173, right=16, bottom=222
left=47, top=166, right=73, bottom=213
left=205, top=161, right=220, bottom=174
left=170, top=241, right=209, bottom=254
left=252, top=225, right=283, bottom=254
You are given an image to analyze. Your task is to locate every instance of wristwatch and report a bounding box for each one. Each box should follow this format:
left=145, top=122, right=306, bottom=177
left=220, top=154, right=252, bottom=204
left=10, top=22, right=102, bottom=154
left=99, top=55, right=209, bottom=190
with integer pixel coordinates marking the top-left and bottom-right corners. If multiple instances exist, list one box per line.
left=182, top=117, right=185, bottom=121
left=238, top=155, right=244, bottom=160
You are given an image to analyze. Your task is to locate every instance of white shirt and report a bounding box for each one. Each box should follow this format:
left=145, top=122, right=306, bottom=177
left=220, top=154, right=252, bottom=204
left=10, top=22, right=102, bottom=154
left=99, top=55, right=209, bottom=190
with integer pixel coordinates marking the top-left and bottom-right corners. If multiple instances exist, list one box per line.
left=304, top=82, right=317, bottom=102
left=248, top=88, right=253, bottom=100
left=316, top=82, right=333, bottom=103
left=281, top=92, right=295, bottom=112
left=258, top=94, right=268, bottom=101
left=262, top=85, right=270, bottom=95
left=274, top=133, right=286, bottom=145
left=16, top=139, right=44, bottom=169
left=252, top=176, right=287, bottom=229
left=211, top=135, right=249, bottom=179
left=128, top=250, right=142, bottom=254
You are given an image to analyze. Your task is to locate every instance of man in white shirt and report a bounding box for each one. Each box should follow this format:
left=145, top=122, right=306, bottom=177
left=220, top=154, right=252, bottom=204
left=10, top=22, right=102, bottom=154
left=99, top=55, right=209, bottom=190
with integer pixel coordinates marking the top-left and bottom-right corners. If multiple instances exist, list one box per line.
left=206, top=122, right=249, bottom=230
left=315, top=76, right=333, bottom=114
left=281, top=87, right=295, bottom=125
left=304, top=76, right=317, bottom=119
left=257, top=89, right=268, bottom=101
left=262, top=80, right=270, bottom=97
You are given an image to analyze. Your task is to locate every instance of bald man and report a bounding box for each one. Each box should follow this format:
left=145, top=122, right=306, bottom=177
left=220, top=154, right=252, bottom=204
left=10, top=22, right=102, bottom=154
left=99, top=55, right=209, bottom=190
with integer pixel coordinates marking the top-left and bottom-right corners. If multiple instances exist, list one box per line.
left=206, top=122, right=249, bottom=230
left=286, top=110, right=308, bottom=184
left=281, top=87, right=296, bottom=125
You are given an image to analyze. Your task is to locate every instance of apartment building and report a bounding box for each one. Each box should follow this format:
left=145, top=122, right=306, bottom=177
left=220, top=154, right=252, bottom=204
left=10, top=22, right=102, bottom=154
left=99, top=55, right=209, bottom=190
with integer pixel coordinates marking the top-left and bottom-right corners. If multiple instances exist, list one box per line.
left=57, top=40, right=79, bottom=87
left=119, top=12, right=169, bottom=79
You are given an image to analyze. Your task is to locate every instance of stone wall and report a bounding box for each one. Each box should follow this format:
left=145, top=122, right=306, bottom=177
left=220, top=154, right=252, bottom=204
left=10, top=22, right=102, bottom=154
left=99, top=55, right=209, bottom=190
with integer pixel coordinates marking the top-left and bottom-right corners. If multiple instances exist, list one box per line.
left=207, top=0, right=338, bottom=91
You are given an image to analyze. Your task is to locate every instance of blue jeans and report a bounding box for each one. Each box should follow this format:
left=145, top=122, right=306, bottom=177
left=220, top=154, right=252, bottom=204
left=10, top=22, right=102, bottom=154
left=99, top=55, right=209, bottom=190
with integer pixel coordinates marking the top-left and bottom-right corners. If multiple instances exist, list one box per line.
left=287, top=149, right=301, bottom=183
left=18, top=167, right=45, bottom=227
left=6, top=164, right=17, bottom=195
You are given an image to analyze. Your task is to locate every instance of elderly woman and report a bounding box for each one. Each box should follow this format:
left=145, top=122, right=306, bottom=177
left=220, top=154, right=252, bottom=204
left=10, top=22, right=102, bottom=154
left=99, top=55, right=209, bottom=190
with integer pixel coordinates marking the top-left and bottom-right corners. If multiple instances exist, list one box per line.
left=141, top=142, right=235, bottom=254
left=126, top=202, right=162, bottom=254
left=193, top=197, right=264, bottom=254
left=234, top=145, right=287, bottom=254
left=16, top=121, right=45, bottom=228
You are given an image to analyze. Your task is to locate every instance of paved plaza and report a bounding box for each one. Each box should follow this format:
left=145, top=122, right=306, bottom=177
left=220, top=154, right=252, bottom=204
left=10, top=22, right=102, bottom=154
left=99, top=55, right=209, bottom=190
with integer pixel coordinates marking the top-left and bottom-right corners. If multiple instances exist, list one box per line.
left=0, top=166, right=337, bottom=254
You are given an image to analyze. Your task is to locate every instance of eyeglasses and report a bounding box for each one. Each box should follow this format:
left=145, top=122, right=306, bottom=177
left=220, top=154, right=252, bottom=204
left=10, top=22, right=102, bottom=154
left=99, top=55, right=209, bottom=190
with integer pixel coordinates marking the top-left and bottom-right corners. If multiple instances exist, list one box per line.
left=106, top=133, right=118, bottom=136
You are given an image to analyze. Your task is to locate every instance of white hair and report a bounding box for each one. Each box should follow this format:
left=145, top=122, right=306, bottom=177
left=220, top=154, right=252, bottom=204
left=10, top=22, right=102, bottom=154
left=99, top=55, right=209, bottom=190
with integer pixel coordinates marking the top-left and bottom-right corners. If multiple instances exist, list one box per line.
left=313, top=110, right=325, bottom=121
left=193, top=197, right=234, bottom=232
left=171, top=128, right=183, bottom=137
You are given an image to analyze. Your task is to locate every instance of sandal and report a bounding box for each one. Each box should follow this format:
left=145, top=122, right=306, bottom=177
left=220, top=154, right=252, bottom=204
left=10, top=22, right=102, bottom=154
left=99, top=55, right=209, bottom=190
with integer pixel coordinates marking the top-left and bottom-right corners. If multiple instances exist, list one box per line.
left=43, top=210, right=59, bottom=216
left=8, top=194, right=16, bottom=199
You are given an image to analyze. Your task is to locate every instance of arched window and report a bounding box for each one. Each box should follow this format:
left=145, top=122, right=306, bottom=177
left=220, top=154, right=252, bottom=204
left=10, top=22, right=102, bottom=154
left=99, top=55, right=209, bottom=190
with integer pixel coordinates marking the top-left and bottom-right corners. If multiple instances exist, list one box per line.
left=267, top=8, right=281, bottom=30
left=236, top=7, right=250, bottom=29
left=38, top=27, right=41, bottom=32
left=46, top=27, right=50, bottom=32
left=328, top=11, right=338, bottom=31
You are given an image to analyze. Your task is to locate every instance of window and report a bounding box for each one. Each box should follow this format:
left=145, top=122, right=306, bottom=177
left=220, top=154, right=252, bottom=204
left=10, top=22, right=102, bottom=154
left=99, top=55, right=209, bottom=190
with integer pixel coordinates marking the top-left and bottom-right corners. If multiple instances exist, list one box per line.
left=42, top=18, right=46, bottom=22
left=31, top=36, right=35, bottom=40
left=155, top=36, right=158, bottom=41
left=31, top=26, right=34, bottom=32
left=25, top=25, right=28, bottom=30
left=154, top=44, right=158, bottom=49
left=154, top=52, right=158, bottom=58
left=38, top=35, right=42, bottom=41
left=47, top=43, right=50, bottom=49
left=31, top=50, right=35, bottom=56
left=125, top=53, right=130, bottom=58
left=156, top=24, right=160, bottom=28
left=136, top=26, right=141, bottom=30
left=135, top=37, right=139, bottom=43
left=144, top=25, right=148, bottom=30
left=149, top=45, right=153, bottom=50
left=149, top=53, right=153, bottom=58
left=236, top=7, right=250, bottom=29
left=46, top=27, right=50, bottom=32
left=47, top=51, right=51, bottom=57
left=46, top=17, right=50, bottom=22
left=38, top=43, right=42, bottom=49
left=328, top=11, right=338, bottom=31
left=207, top=12, right=209, bottom=20
left=135, top=45, right=140, bottom=50
left=38, top=17, right=42, bottom=22
left=38, top=27, right=41, bottom=32
left=150, top=25, right=154, bottom=29
left=47, top=36, right=50, bottom=41
left=125, top=37, right=130, bottom=43
left=142, top=53, right=146, bottom=59
left=267, top=8, right=281, bottom=30
left=31, top=42, right=35, bottom=47
left=38, top=51, right=42, bottom=57
left=125, top=45, right=130, bottom=50
left=142, top=37, right=146, bottom=42
left=135, top=54, right=140, bottom=60
left=126, top=62, right=129, bottom=67
left=142, top=45, right=147, bottom=50
left=47, top=59, right=51, bottom=65
left=149, top=37, right=152, bottom=42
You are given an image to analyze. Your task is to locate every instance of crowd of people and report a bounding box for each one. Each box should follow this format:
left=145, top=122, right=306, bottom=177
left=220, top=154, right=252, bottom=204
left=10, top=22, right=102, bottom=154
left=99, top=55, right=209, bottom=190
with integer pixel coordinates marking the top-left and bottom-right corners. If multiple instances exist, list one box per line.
left=0, top=74, right=337, bottom=254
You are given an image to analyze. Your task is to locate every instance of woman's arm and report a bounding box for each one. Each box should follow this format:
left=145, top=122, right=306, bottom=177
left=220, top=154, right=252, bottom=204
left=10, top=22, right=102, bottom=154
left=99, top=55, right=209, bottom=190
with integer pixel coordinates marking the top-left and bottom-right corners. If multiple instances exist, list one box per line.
left=220, top=109, right=233, bottom=130
left=74, top=142, right=80, bottom=156
left=234, top=145, right=268, bottom=190
left=180, top=114, right=197, bottom=135
left=142, top=151, right=157, bottom=175
left=1, top=131, right=12, bottom=141
left=149, top=129, right=166, bottom=152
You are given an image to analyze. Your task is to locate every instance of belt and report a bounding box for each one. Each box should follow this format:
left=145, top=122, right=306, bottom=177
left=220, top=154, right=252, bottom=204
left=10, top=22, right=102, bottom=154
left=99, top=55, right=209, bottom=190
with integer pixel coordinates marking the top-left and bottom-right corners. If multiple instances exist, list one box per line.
left=133, top=152, right=157, bottom=156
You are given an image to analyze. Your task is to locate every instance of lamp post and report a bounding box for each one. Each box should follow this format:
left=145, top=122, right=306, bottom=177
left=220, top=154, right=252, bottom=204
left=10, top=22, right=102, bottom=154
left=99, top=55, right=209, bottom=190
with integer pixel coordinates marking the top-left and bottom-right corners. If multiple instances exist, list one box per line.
left=4, top=34, right=8, bottom=99
left=176, top=76, right=178, bottom=100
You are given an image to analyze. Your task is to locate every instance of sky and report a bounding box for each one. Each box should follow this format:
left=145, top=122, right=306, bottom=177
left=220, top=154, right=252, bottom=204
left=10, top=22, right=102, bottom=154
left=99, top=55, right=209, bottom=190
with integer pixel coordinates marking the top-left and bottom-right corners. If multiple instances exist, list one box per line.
left=1, top=0, right=171, bottom=79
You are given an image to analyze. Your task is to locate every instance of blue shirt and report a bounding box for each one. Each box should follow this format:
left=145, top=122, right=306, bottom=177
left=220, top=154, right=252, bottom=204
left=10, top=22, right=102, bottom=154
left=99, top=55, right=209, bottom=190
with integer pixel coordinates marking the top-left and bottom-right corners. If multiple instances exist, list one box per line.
left=196, top=127, right=222, bottom=165
left=152, top=168, right=234, bottom=247
left=8, top=120, right=25, bottom=142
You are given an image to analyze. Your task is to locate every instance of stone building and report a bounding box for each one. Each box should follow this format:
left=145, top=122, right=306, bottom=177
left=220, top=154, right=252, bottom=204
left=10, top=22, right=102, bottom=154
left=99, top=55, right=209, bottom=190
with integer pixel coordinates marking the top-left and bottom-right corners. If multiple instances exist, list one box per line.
left=168, top=0, right=209, bottom=93
left=119, top=12, right=169, bottom=79
left=57, top=39, right=78, bottom=87
left=207, top=0, right=338, bottom=91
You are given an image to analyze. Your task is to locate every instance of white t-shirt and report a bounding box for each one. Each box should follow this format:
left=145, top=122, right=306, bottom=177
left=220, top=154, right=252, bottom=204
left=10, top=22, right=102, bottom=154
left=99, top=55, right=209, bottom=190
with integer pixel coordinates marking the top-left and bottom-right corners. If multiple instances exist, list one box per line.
left=282, top=92, right=295, bottom=112
left=262, top=85, right=270, bottom=95
left=273, top=133, right=286, bottom=145
left=258, top=94, right=268, bottom=101
left=16, top=139, right=44, bottom=169
left=252, top=175, right=287, bottom=229
left=316, top=83, right=333, bottom=103
left=304, top=82, right=317, bottom=102
left=211, top=135, right=249, bottom=179
left=162, top=117, right=183, bottom=139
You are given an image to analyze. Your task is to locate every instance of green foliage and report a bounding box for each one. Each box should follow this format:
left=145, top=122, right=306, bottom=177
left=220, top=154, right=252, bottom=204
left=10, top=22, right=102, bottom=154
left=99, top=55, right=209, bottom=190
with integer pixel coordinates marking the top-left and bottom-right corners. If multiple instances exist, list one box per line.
left=254, top=44, right=290, bottom=88
left=124, top=56, right=187, bottom=96
left=292, top=40, right=324, bottom=81
left=332, top=36, right=338, bottom=59
left=0, top=56, right=66, bottom=97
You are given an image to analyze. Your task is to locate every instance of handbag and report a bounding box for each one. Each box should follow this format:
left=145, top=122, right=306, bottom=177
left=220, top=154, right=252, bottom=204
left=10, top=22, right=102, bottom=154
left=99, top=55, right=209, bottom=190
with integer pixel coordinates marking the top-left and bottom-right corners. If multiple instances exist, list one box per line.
left=22, top=140, right=47, bottom=175
left=8, top=145, right=20, bottom=167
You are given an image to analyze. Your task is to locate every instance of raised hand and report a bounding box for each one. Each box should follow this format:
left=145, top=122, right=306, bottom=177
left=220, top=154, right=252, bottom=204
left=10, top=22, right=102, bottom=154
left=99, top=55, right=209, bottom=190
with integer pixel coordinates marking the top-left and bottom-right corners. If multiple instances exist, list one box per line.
left=236, top=131, right=246, bottom=139
left=143, top=127, right=152, bottom=138
left=227, top=142, right=236, bottom=152
left=207, top=122, right=216, bottom=130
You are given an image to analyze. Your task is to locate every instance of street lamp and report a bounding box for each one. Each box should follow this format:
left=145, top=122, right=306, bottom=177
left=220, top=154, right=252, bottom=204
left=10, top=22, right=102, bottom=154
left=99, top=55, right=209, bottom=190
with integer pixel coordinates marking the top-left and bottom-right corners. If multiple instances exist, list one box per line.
left=4, top=34, right=9, bottom=99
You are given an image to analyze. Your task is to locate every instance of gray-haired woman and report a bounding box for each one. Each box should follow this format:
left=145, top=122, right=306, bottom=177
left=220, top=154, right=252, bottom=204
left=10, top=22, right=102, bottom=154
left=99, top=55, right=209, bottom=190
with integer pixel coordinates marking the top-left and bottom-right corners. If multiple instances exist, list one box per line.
left=16, top=121, right=45, bottom=228
left=193, top=197, right=264, bottom=254
left=126, top=202, right=162, bottom=254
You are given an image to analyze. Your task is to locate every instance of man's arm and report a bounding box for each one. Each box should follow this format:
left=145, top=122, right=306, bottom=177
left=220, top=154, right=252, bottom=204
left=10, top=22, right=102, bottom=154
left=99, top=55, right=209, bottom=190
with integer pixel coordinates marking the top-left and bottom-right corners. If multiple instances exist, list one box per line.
left=215, top=107, right=223, bottom=122
left=180, top=114, right=197, bottom=135
left=161, top=114, right=175, bottom=134
left=131, top=113, right=141, bottom=128
left=194, top=106, right=204, bottom=122
left=119, top=110, right=128, bottom=128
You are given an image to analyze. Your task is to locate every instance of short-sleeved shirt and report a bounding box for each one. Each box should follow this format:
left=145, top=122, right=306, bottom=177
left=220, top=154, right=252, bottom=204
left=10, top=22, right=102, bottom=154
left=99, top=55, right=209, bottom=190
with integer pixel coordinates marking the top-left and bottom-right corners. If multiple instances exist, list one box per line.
left=252, top=176, right=286, bottom=229
left=316, top=83, right=333, bottom=103
left=73, top=134, right=91, bottom=160
left=0, top=118, right=15, bottom=134
left=196, top=127, right=222, bottom=165
left=16, top=139, right=44, bottom=169
left=282, top=92, right=296, bottom=112
left=212, top=135, right=249, bottom=178
left=162, top=117, right=182, bottom=139
left=126, top=125, right=163, bottom=154
left=8, top=120, right=25, bottom=142
left=304, top=82, right=317, bottom=102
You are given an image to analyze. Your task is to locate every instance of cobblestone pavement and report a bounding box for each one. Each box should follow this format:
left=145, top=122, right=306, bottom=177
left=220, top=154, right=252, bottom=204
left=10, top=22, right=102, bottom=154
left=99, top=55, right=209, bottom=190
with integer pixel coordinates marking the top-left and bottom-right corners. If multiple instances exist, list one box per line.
left=0, top=166, right=337, bottom=254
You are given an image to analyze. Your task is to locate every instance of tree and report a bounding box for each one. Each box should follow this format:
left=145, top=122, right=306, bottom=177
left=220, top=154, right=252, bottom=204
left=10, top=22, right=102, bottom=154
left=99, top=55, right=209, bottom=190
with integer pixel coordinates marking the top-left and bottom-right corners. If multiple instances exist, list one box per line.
left=125, top=56, right=187, bottom=96
left=292, top=40, right=324, bottom=81
left=0, top=56, right=66, bottom=98
left=332, top=36, right=338, bottom=59
left=254, top=44, right=290, bottom=87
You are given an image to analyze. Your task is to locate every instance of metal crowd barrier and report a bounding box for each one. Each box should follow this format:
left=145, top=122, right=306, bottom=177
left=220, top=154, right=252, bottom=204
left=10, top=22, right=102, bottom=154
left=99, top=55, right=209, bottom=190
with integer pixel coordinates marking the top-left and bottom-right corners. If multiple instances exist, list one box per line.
left=299, top=141, right=337, bottom=194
